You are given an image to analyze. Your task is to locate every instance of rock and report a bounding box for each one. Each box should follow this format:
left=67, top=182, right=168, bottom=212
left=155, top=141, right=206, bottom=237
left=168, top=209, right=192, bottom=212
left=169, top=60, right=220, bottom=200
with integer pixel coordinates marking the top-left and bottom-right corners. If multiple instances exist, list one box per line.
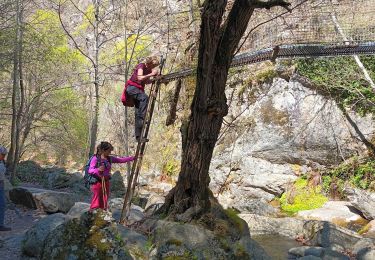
left=297, top=201, right=365, bottom=225
left=321, top=249, right=349, bottom=260
left=361, top=220, right=375, bottom=238
left=110, top=171, right=126, bottom=196
left=151, top=220, right=270, bottom=259
left=67, top=202, right=90, bottom=219
left=289, top=246, right=325, bottom=257
left=131, top=194, right=148, bottom=209
left=9, top=187, right=80, bottom=213
left=109, top=198, right=145, bottom=225
left=239, top=213, right=307, bottom=238
left=210, top=77, right=374, bottom=204
left=240, top=214, right=365, bottom=252
left=117, top=225, right=149, bottom=257
left=356, top=249, right=375, bottom=260
left=289, top=246, right=349, bottom=260
left=232, top=198, right=278, bottom=216
left=305, top=221, right=363, bottom=251
left=40, top=211, right=132, bottom=260
left=23, top=213, right=69, bottom=257
left=16, top=161, right=44, bottom=183
left=9, top=188, right=37, bottom=209
left=297, top=256, right=322, bottom=260
left=45, top=171, right=81, bottom=189
left=144, top=194, right=164, bottom=215
left=344, top=188, right=375, bottom=220
left=353, top=238, right=375, bottom=260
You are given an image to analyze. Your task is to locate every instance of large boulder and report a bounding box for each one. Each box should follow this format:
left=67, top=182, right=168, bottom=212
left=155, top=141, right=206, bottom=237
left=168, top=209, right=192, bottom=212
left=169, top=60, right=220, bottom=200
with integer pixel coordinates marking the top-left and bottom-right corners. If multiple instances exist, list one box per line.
left=344, top=188, right=375, bottom=220
left=40, top=211, right=132, bottom=260
left=22, top=213, right=69, bottom=257
left=288, top=246, right=350, bottom=260
left=110, top=171, right=126, bottom=197
left=210, top=77, right=374, bottom=203
left=149, top=219, right=270, bottom=259
left=240, top=213, right=307, bottom=238
left=109, top=198, right=145, bottom=225
left=240, top=213, right=365, bottom=252
left=353, top=238, right=375, bottom=260
left=45, top=170, right=81, bottom=189
left=67, top=202, right=90, bottom=219
left=9, top=187, right=80, bottom=213
left=297, top=201, right=366, bottom=226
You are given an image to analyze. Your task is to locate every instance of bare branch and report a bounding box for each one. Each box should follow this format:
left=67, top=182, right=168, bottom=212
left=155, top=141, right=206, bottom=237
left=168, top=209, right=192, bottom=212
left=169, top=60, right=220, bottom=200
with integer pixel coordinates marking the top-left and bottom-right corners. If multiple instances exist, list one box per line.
left=57, top=0, right=95, bottom=66
left=250, top=0, right=291, bottom=11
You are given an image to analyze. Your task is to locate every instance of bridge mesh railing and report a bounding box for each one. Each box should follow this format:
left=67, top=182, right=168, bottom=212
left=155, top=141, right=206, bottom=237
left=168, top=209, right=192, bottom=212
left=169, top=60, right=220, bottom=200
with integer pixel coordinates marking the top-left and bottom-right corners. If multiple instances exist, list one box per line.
left=241, top=0, right=375, bottom=52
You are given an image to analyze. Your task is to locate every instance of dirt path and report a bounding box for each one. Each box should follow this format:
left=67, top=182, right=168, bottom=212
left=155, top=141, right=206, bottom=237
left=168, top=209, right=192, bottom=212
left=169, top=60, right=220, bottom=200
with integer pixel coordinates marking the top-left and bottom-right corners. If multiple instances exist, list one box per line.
left=0, top=203, right=45, bottom=260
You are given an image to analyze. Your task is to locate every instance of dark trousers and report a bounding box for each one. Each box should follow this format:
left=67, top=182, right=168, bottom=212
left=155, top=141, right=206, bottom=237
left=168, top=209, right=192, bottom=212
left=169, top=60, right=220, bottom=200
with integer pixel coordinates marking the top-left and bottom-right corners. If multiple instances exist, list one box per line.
left=126, top=85, right=149, bottom=138
left=0, top=182, right=5, bottom=226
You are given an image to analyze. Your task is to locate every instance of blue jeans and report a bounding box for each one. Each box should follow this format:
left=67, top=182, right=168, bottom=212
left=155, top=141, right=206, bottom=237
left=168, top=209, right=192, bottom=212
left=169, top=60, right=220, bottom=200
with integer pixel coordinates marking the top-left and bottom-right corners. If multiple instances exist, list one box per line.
left=0, top=185, right=5, bottom=226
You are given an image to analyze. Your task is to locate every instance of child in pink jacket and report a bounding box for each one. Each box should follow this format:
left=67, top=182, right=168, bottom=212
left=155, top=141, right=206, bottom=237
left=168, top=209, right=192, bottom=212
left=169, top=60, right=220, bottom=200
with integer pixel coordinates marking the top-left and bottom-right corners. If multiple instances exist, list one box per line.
left=89, top=142, right=135, bottom=210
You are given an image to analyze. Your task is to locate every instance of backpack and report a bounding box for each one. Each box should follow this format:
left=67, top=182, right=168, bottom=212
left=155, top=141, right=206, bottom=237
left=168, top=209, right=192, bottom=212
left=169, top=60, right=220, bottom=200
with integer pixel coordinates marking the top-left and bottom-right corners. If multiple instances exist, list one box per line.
left=83, top=156, right=113, bottom=189
left=83, top=156, right=100, bottom=188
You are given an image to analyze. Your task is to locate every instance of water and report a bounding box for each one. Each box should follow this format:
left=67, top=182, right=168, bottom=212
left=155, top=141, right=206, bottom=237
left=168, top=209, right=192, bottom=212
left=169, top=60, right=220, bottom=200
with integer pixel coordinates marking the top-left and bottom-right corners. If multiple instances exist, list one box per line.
left=252, top=234, right=301, bottom=260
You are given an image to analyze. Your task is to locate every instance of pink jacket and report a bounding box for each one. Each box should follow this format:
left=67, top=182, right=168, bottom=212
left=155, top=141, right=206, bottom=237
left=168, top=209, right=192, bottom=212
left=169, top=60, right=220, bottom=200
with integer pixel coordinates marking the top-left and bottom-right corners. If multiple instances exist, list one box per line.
left=88, top=155, right=135, bottom=179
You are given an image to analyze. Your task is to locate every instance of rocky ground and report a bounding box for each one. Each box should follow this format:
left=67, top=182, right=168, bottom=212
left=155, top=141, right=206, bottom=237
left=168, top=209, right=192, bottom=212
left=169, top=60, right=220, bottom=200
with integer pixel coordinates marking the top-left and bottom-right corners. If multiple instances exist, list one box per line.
left=0, top=204, right=44, bottom=260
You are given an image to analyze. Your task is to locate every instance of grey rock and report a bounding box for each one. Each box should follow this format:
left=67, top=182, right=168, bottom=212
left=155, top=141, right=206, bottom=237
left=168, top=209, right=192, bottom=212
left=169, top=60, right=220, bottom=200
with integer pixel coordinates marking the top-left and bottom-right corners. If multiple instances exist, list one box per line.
left=110, top=171, right=126, bottom=196
left=356, top=249, right=375, bottom=260
left=233, top=198, right=277, bottom=216
left=9, top=188, right=37, bottom=209
left=152, top=220, right=270, bottom=259
left=305, top=221, right=362, bottom=251
left=322, top=249, right=349, bottom=260
left=67, top=202, right=90, bottom=219
left=41, top=211, right=132, bottom=260
left=9, top=187, right=80, bottom=213
left=109, top=198, right=145, bottom=224
left=46, top=171, right=81, bottom=189
left=353, top=238, right=375, bottom=260
left=344, top=188, right=375, bottom=220
left=210, top=77, right=374, bottom=204
left=22, top=213, right=68, bottom=257
left=239, top=213, right=306, bottom=237
left=289, top=246, right=324, bottom=257
left=298, top=256, right=322, bottom=260
left=117, top=225, right=149, bottom=257
left=297, top=201, right=365, bottom=223
left=144, top=194, right=164, bottom=210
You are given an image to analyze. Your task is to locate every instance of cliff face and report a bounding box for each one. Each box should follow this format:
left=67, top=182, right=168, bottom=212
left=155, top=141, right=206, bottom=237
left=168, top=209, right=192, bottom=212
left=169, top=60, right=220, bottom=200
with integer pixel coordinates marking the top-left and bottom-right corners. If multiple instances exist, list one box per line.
left=209, top=75, right=375, bottom=206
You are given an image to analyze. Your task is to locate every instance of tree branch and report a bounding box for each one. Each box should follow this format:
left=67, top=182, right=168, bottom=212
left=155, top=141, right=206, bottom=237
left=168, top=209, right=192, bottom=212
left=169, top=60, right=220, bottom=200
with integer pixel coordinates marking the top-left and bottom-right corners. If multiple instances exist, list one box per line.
left=250, top=0, right=291, bottom=11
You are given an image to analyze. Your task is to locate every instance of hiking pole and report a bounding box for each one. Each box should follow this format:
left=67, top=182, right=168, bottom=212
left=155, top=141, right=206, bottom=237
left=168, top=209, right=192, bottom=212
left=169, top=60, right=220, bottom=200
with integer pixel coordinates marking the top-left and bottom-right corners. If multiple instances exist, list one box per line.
left=101, top=177, right=108, bottom=211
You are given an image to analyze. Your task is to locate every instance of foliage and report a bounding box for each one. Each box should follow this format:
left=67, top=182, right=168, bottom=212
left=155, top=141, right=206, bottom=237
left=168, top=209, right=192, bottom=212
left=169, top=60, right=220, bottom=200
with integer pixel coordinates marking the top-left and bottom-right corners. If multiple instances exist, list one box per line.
left=296, top=56, right=375, bottom=116
left=322, top=157, right=375, bottom=193
left=280, top=178, right=328, bottom=214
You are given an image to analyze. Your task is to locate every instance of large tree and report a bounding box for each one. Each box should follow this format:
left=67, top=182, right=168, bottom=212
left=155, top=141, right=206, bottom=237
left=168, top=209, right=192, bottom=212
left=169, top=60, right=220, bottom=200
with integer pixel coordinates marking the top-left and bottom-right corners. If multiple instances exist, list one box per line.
left=162, top=0, right=290, bottom=220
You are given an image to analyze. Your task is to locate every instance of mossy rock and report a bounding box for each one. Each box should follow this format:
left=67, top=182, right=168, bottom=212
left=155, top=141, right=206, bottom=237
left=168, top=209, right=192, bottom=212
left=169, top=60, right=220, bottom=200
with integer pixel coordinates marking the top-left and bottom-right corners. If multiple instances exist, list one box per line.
left=41, top=210, right=132, bottom=260
left=280, top=178, right=328, bottom=214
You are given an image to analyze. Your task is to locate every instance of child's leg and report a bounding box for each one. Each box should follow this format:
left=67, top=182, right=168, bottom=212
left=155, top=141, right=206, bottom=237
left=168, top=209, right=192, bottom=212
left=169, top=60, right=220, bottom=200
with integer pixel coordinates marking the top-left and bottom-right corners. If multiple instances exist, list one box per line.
left=90, top=182, right=103, bottom=210
left=103, top=180, right=110, bottom=210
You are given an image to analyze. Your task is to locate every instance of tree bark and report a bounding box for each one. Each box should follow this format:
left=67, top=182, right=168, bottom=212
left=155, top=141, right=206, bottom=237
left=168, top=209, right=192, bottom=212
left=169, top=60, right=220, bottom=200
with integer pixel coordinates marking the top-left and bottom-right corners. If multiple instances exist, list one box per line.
left=89, top=0, right=100, bottom=156
left=8, top=0, right=23, bottom=183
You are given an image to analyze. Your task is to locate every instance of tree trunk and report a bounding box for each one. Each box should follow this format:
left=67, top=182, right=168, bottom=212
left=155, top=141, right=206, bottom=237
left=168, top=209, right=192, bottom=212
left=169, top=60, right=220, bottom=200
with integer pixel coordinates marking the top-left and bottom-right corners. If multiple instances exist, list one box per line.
left=8, top=0, right=23, bottom=183
left=163, top=0, right=257, bottom=219
left=89, top=0, right=100, bottom=156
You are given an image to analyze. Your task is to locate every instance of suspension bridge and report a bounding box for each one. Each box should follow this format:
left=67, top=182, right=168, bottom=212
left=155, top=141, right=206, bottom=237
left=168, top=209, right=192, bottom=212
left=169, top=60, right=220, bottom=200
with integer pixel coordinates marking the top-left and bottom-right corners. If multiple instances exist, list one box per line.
left=162, top=0, right=375, bottom=82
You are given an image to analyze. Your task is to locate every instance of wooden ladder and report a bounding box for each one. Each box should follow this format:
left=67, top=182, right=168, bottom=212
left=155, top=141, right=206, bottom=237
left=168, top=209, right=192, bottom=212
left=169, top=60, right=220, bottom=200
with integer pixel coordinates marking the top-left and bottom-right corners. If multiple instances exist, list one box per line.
left=119, top=59, right=165, bottom=224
